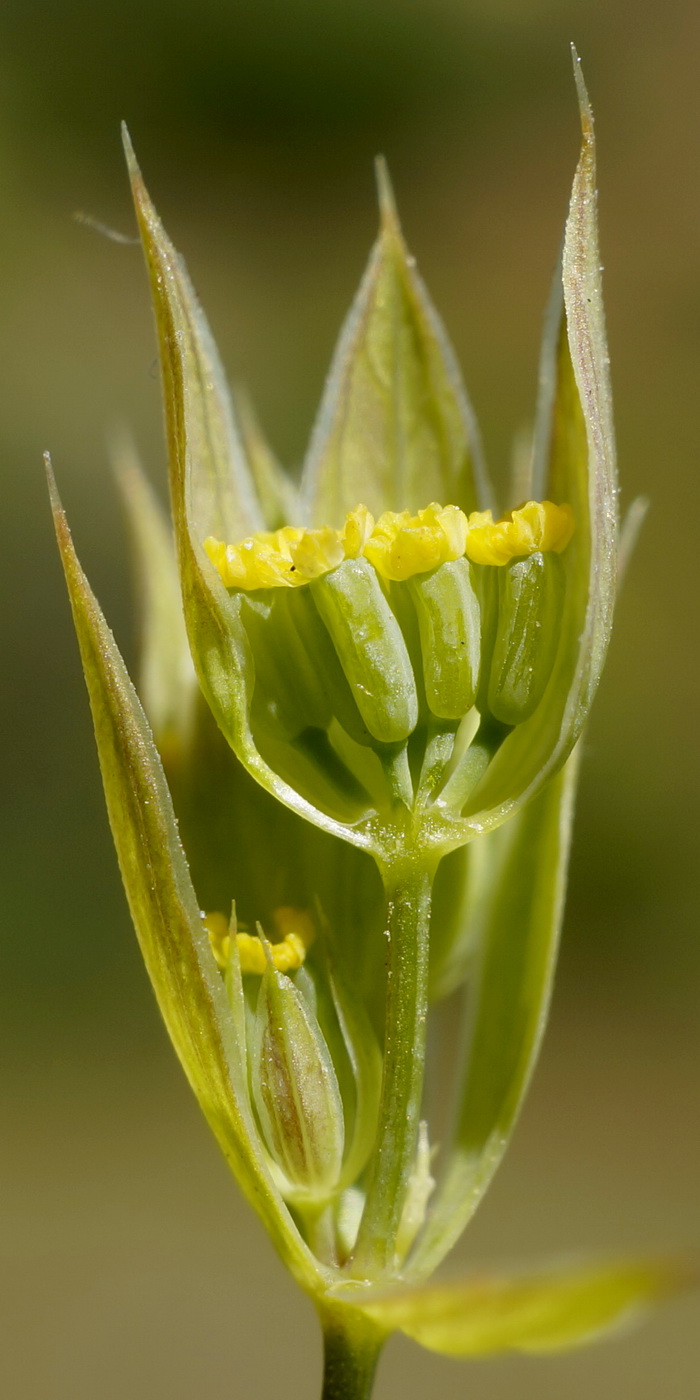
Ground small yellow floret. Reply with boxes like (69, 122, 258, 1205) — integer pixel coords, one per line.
(465, 500, 574, 566)
(205, 908, 311, 975)
(236, 929, 307, 975)
(269, 932, 307, 972)
(364, 503, 468, 581)
(204, 524, 344, 589)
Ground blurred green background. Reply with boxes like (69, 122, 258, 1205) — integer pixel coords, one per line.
(2, 0, 699, 1395)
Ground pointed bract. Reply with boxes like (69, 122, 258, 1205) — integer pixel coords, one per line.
(48, 460, 326, 1295)
(300, 158, 490, 526)
(125, 133, 376, 851)
(113, 431, 197, 761)
(455, 56, 617, 836)
(412, 751, 578, 1277)
(122, 128, 261, 545)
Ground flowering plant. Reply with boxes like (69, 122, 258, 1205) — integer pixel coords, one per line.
(49, 54, 686, 1400)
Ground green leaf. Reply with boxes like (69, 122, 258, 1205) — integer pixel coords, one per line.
(48, 462, 327, 1296)
(124, 131, 377, 852)
(446, 57, 617, 839)
(354, 1256, 690, 1356)
(112, 431, 197, 762)
(300, 159, 491, 527)
(411, 752, 579, 1277)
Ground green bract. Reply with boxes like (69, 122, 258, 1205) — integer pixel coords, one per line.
(50, 52, 689, 1400)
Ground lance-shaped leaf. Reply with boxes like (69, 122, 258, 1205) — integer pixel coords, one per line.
(113, 432, 197, 763)
(445, 56, 617, 841)
(48, 462, 327, 1296)
(300, 159, 491, 526)
(410, 751, 578, 1278)
(124, 132, 376, 853)
(353, 1256, 689, 1356)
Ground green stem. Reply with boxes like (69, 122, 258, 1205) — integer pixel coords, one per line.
(351, 858, 434, 1277)
(319, 1307, 385, 1400)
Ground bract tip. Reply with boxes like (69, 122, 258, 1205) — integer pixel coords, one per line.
(374, 155, 401, 236)
(570, 45, 593, 141)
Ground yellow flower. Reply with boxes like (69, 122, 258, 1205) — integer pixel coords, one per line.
(204, 498, 573, 591)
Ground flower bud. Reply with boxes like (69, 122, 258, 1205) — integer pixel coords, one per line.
(249, 950, 345, 1202)
(409, 558, 481, 720)
(487, 552, 563, 726)
(311, 557, 418, 744)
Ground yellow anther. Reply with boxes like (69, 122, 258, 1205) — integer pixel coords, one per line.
(205, 907, 312, 976)
(522, 499, 575, 553)
(463, 511, 514, 566)
(205, 499, 574, 590)
(237, 929, 307, 975)
(268, 932, 307, 972)
(234, 932, 269, 974)
(364, 503, 468, 581)
(464, 500, 574, 566)
(204, 524, 343, 590)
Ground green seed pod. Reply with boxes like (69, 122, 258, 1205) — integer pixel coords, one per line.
(311, 557, 418, 745)
(410, 558, 481, 720)
(487, 552, 563, 726)
(249, 953, 345, 1202)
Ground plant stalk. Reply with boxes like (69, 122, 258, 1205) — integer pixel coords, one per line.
(351, 857, 434, 1277)
(319, 1306, 385, 1400)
